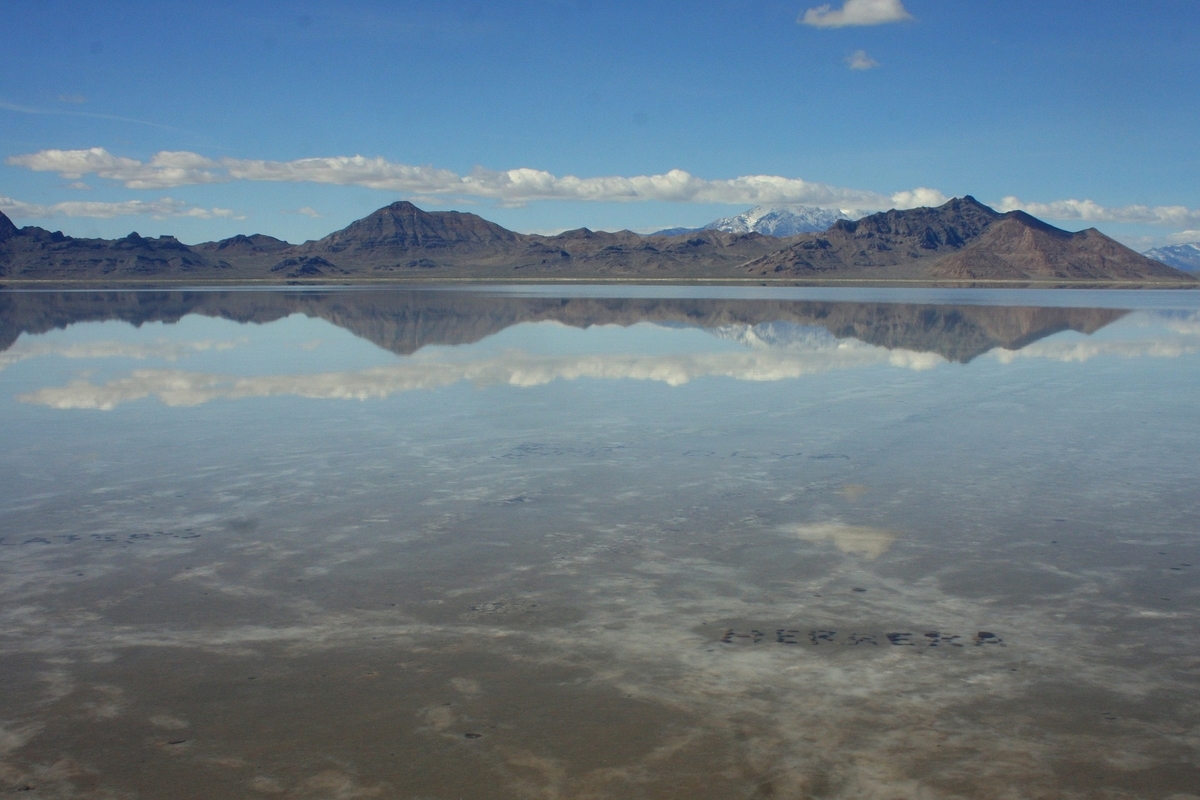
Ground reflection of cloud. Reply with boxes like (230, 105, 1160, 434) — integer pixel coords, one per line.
(787, 522, 897, 559)
(839, 484, 868, 501)
(0, 338, 243, 372)
(1164, 311, 1200, 336)
(18, 344, 944, 410)
(991, 337, 1200, 364)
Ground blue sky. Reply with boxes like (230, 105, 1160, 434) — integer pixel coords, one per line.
(1, 0, 1197, 248)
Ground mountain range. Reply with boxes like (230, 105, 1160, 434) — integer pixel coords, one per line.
(1143, 243, 1200, 272)
(0, 197, 1191, 284)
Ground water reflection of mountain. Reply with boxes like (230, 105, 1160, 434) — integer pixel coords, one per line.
(0, 290, 1128, 363)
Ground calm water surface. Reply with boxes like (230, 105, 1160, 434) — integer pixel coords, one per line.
(1, 287, 1199, 799)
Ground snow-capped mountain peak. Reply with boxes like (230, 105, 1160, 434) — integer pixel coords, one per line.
(703, 205, 852, 236)
(1144, 242, 1200, 272)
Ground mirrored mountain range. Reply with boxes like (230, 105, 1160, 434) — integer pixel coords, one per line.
(0, 289, 1128, 363)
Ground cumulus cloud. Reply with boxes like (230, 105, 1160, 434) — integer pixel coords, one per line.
(1166, 230, 1200, 244)
(996, 196, 1200, 228)
(6, 148, 943, 213)
(800, 0, 912, 28)
(0, 195, 242, 220)
(18, 343, 944, 410)
(846, 50, 880, 70)
(889, 187, 950, 209)
(6, 148, 224, 190)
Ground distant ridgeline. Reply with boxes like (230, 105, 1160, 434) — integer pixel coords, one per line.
(0, 197, 1193, 283)
(1143, 242, 1200, 272)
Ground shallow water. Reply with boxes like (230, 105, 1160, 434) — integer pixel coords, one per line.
(1, 287, 1199, 799)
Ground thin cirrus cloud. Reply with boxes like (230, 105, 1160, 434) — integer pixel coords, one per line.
(846, 50, 880, 70)
(0, 101, 185, 132)
(0, 195, 242, 220)
(800, 0, 913, 28)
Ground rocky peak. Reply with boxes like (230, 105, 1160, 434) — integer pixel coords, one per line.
(311, 201, 521, 253)
(0, 211, 18, 242)
(832, 196, 1000, 249)
(202, 233, 291, 253)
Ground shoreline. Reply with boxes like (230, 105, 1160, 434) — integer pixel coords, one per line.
(2, 276, 1197, 290)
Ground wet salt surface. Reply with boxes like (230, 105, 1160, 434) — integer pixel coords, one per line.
(1, 287, 1199, 799)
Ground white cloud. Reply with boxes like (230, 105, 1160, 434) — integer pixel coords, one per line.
(846, 50, 880, 70)
(889, 187, 949, 208)
(297, 206, 321, 218)
(11, 149, 1199, 231)
(996, 196, 1200, 228)
(800, 0, 912, 28)
(0, 195, 242, 221)
(1167, 230, 1200, 244)
(5, 148, 933, 212)
(6, 148, 224, 190)
(57, 94, 87, 104)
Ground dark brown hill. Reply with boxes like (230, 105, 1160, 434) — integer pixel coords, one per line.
(743, 197, 998, 275)
(191, 233, 293, 272)
(744, 197, 1185, 282)
(0, 218, 224, 279)
(926, 213, 1184, 280)
(195, 233, 291, 256)
(305, 201, 521, 254)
